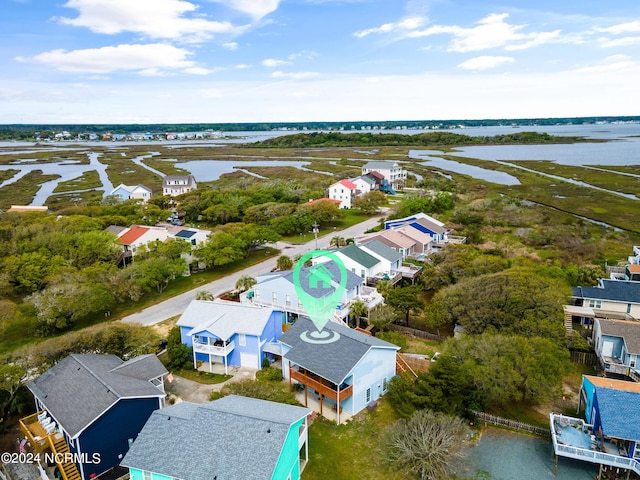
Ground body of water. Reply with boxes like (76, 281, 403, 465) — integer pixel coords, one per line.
(454, 428, 597, 480)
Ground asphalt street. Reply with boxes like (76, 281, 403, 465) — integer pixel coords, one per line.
(121, 212, 386, 326)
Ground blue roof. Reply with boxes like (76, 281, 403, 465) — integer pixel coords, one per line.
(594, 386, 640, 440)
(573, 280, 640, 303)
(175, 229, 197, 239)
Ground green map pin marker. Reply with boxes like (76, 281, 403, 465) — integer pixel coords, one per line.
(293, 250, 348, 333)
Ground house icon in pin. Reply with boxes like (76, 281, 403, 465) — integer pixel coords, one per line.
(305, 264, 334, 289)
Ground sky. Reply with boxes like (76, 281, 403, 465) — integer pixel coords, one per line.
(1, 0, 640, 124)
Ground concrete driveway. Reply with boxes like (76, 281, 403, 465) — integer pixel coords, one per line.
(121, 212, 386, 326)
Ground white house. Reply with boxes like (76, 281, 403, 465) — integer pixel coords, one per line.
(110, 184, 153, 203)
(361, 161, 407, 190)
(162, 175, 197, 196)
(350, 175, 375, 195)
(328, 179, 357, 209)
(572, 279, 640, 318)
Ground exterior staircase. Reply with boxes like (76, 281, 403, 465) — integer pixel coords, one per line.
(48, 433, 81, 480)
(563, 308, 574, 337)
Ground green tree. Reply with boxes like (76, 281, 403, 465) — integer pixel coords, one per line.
(196, 290, 215, 301)
(167, 326, 191, 370)
(0, 363, 26, 423)
(352, 190, 387, 214)
(349, 300, 368, 328)
(368, 304, 397, 330)
(276, 255, 294, 271)
(330, 236, 346, 248)
(235, 274, 257, 292)
(384, 285, 424, 326)
(384, 409, 468, 480)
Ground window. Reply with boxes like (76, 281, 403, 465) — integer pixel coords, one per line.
(272, 292, 278, 303)
(143, 472, 152, 480)
(628, 304, 632, 314)
(285, 294, 291, 306)
(238, 334, 246, 347)
(366, 387, 371, 403)
(589, 300, 602, 309)
(382, 377, 388, 392)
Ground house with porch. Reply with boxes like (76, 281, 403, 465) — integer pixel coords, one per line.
(122, 395, 312, 480)
(356, 229, 417, 259)
(22, 354, 167, 480)
(572, 279, 640, 319)
(177, 299, 284, 371)
(361, 161, 406, 191)
(384, 212, 451, 244)
(593, 317, 640, 379)
(550, 376, 640, 476)
(280, 318, 399, 424)
(240, 261, 378, 326)
(162, 174, 197, 196)
(110, 184, 153, 203)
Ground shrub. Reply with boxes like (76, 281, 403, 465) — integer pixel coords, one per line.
(375, 331, 408, 351)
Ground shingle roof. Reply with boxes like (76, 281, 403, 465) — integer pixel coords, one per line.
(106, 225, 128, 236)
(374, 229, 416, 249)
(28, 354, 167, 438)
(573, 280, 640, 303)
(362, 239, 403, 263)
(396, 225, 433, 245)
(339, 179, 357, 189)
(335, 244, 379, 269)
(414, 218, 448, 235)
(176, 299, 275, 340)
(597, 318, 640, 354)
(363, 161, 400, 170)
(280, 318, 398, 385)
(352, 175, 375, 185)
(261, 260, 363, 292)
(121, 396, 311, 480)
(591, 385, 640, 440)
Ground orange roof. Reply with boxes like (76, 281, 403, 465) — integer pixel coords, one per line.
(586, 375, 640, 393)
(628, 264, 640, 273)
(118, 225, 150, 245)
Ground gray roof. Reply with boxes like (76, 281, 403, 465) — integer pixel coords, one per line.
(351, 175, 375, 185)
(573, 280, 640, 303)
(362, 161, 400, 170)
(362, 239, 403, 263)
(598, 318, 640, 354)
(280, 318, 399, 385)
(28, 354, 167, 438)
(122, 396, 311, 480)
(263, 260, 363, 292)
(106, 225, 127, 236)
(335, 245, 380, 269)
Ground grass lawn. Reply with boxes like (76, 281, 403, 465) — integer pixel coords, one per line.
(302, 399, 406, 480)
(280, 210, 375, 243)
(157, 351, 232, 384)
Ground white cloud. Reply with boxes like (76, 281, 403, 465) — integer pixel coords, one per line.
(223, 42, 239, 50)
(58, 0, 246, 41)
(574, 56, 638, 73)
(262, 58, 291, 67)
(182, 66, 213, 75)
(21, 43, 199, 74)
(457, 55, 514, 70)
(271, 71, 318, 79)
(594, 21, 640, 35)
(223, 0, 280, 21)
(287, 50, 318, 61)
(354, 16, 426, 38)
(404, 13, 559, 52)
(598, 36, 640, 48)
(234, 64, 251, 69)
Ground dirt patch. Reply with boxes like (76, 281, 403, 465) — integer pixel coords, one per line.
(533, 379, 581, 418)
(152, 315, 179, 338)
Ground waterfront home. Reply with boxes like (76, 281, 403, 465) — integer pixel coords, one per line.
(361, 161, 406, 190)
(22, 354, 167, 480)
(350, 175, 376, 195)
(384, 212, 450, 243)
(240, 260, 375, 326)
(356, 229, 418, 259)
(593, 317, 640, 379)
(162, 174, 197, 196)
(550, 375, 640, 476)
(122, 395, 312, 480)
(280, 318, 399, 424)
(110, 184, 152, 203)
(572, 279, 640, 318)
(177, 299, 284, 371)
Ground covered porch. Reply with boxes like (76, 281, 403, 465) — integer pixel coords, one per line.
(289, 366, 353, 424)
(550, 413, 640, 475)
(192, 337, 235, 374)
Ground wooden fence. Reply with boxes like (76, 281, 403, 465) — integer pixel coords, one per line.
(388, 325, 444, 342)
(473, 411, 551, 438)
(569, 350, 598, 366)
(398, 353, 430, 374)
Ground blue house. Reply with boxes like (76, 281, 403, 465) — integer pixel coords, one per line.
(280, 317, 399, 423)
(550, 375, 640, 475)
(122, 395, 312, 480)
(384, 212, 449, 243)
(177, 299, 284, 371)
(23, 354, 167, 480)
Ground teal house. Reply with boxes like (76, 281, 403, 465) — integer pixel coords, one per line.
(122, 395, 312, 480)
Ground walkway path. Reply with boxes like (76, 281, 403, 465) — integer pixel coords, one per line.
(121, 212, 387, 326)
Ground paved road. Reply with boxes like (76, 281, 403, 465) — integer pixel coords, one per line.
(121, 212, 386, 326)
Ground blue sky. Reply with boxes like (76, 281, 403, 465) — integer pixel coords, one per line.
(2, 0, 640, 123)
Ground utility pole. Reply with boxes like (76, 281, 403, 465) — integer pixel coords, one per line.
(312, 223, 319, 250)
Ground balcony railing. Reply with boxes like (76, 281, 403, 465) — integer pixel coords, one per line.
(290, 368, 353, 402)
(192, 340, 235, 356)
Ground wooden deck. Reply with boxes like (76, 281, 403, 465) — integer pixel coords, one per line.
(290, 368, 353, 402)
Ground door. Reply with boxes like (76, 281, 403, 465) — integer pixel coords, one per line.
(602, 340, 614, 357)
(240, 352, 259, 369)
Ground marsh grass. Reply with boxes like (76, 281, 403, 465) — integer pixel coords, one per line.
(53, 170, 102, 192)
(0, 170, 59, 209)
